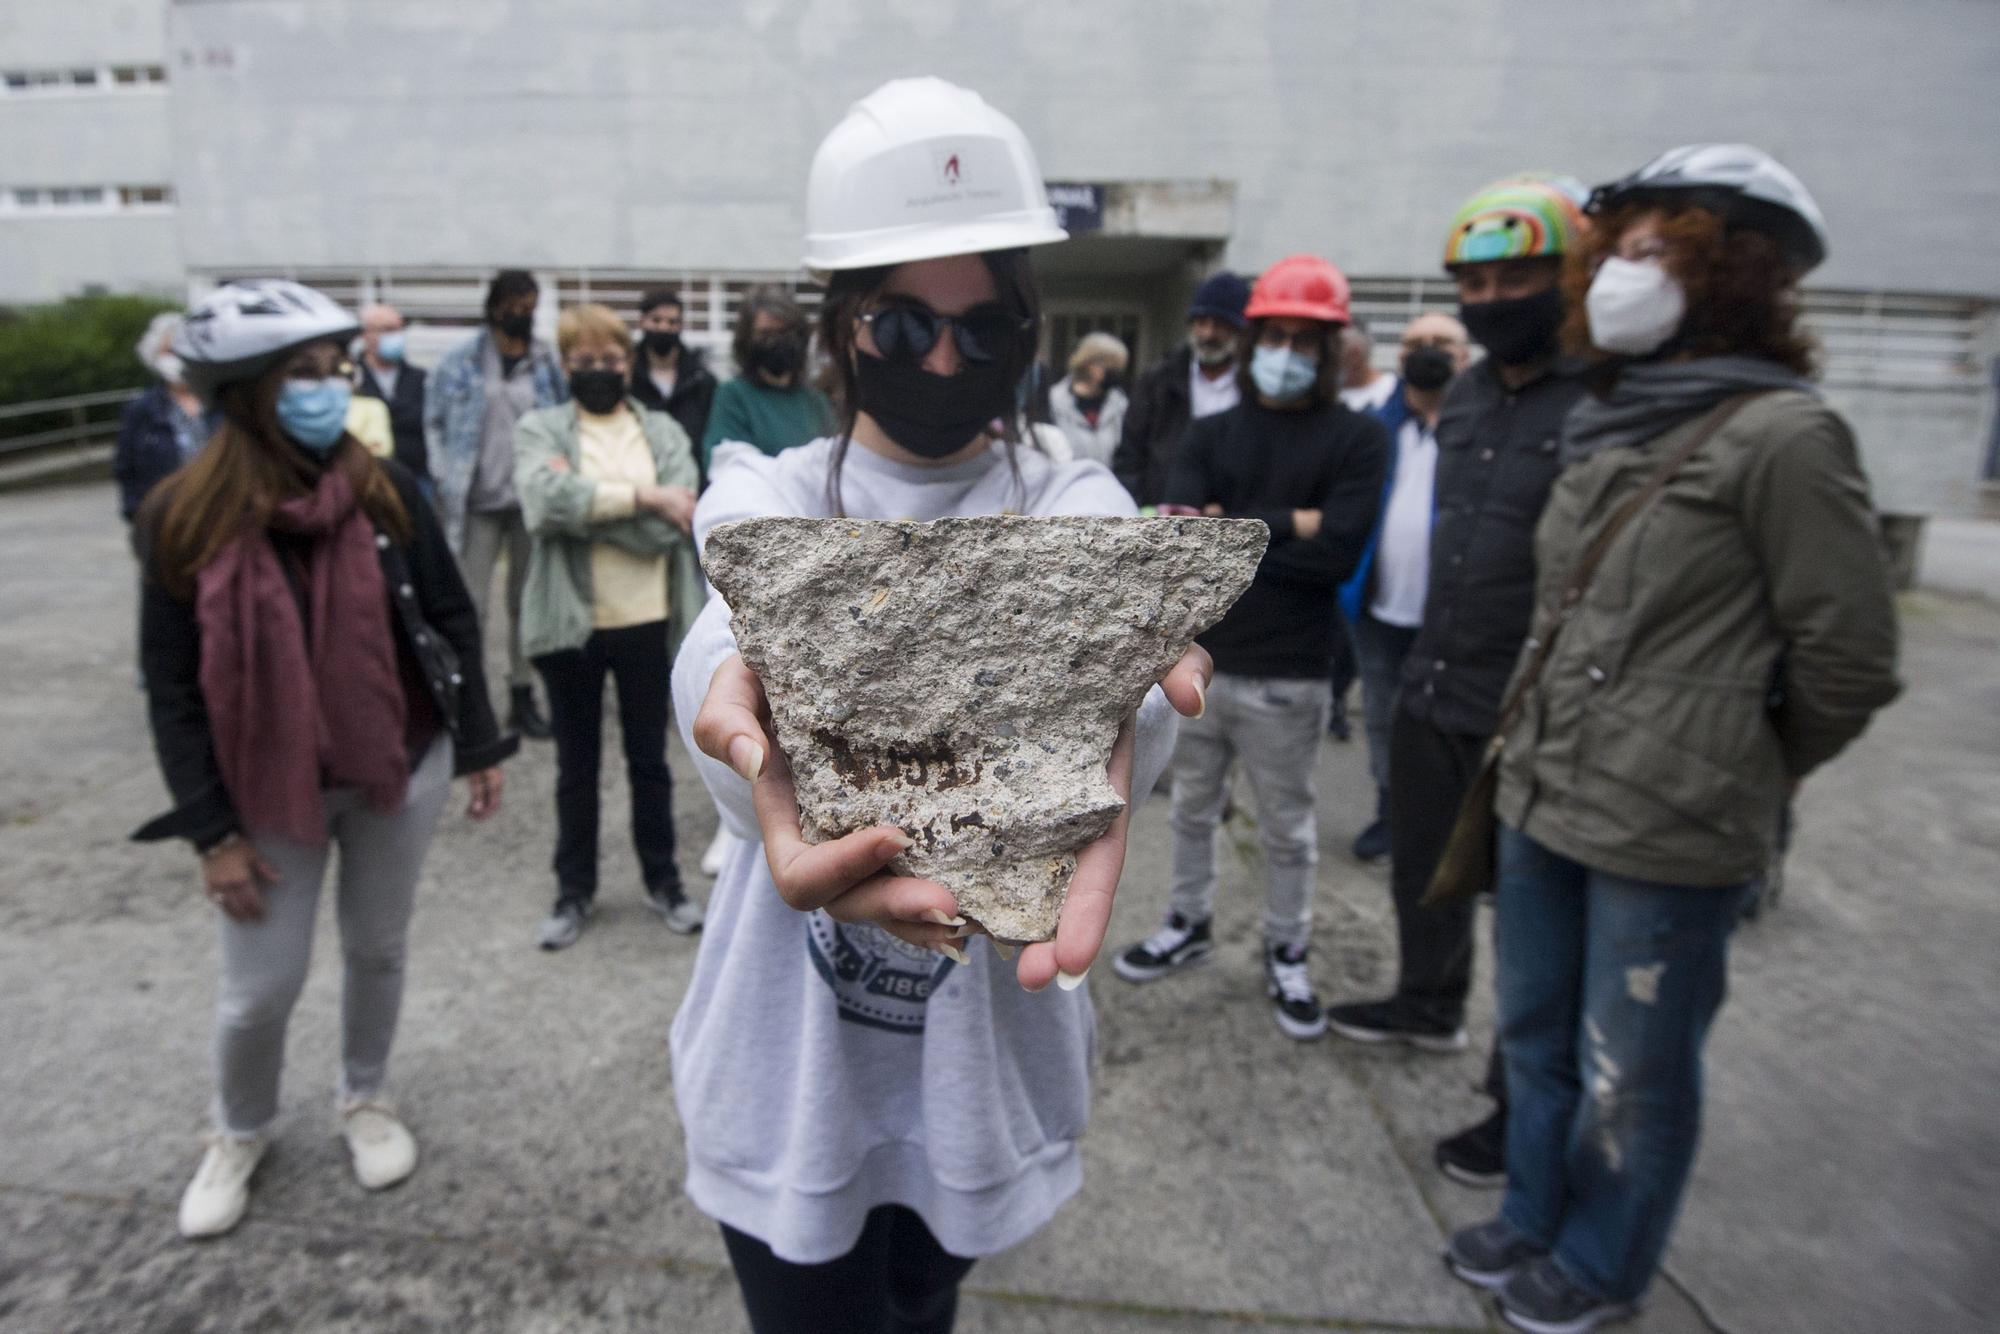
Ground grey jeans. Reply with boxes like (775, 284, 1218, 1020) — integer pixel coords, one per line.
(1167, 673, 1329, 950)
(459, 506, 534, 690)
(213, 737, 452, 1135)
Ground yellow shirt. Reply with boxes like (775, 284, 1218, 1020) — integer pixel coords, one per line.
(344, 394, 394, 459)
(580, 409, 669, 630)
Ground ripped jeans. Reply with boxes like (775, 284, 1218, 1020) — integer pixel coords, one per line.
(1493, 824, 1752, 1304)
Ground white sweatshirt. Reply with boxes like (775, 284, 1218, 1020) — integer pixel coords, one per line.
(668, 436, 1179, 1263)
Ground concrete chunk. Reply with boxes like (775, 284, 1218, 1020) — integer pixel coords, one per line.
(704, 515, 1266, 942)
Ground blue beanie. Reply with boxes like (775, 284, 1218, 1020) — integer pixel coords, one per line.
(1188, 271, 1251, 328)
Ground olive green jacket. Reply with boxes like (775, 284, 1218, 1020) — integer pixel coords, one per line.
(513, 400, 703, 661)
(1494, 390, 1901, 887)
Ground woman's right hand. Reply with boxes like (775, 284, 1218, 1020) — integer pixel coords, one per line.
(637, 483, 699, 534)
(201, 835, 277, 923)
(692, 655, 968, 954)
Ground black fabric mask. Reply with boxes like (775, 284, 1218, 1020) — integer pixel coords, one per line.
(1401, 345, 1457, 392)
(496, 311, 534, 341)
(569, 369, 625, 415)
(854, 350, 1014, 460)
(1459, 287, 1565, 366)
(644, 329, 681, 357)
(749, 334, 805, 379)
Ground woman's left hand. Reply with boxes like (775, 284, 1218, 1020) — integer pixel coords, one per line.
(1014, 642, 1212, 992)
(656, 484, 697, 534)
(465, 766, 504, 820)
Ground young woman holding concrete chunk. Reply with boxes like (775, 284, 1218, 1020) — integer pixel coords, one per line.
(672, 78, 1211, 1333)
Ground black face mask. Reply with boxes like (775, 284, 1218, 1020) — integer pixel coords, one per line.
(496, 311, 534, 341)
(854, 350, 1015, 460)
(644, 329, 681, 357)
(1401, 345, 1457, 392)
(1459, 287, 1565, 367)
(569, 369, 625, 415)
(749, 334, 805, 379)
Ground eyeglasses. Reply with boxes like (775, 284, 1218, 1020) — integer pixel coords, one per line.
(567, 355, 628, 374)
(1256, 326, 1324, 355)
(1615, 236, 1672, 264)
(287, 354, 353, 381)
(858, 299, 1026, 366)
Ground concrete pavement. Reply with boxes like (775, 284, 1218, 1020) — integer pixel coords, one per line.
(1, 483, 1995, 1333)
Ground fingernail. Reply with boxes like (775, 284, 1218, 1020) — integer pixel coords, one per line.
(1192, 675, 1208, 718)
(883, 832, 916, 853)
(948, 923, 979, 939)
(727, 736, 764, 782)
(1056, 965, 1090, 991)
(923, 909, 966, 927)
(937, 942, 969, 966)
(990, 939, 1016, 961)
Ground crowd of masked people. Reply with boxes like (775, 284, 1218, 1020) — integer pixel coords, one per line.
(114, 136, 1900, 1334)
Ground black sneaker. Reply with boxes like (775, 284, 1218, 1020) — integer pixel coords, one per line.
(1264, 943, 1326, 1040)
(1350, 817, 1390, 863)
(1112, 913, 1213, 983)
(537, 896, 591, 951)
(1326, 697, 1352, 741)
(1443, 1216, 1546, 1291)
(645, 880, 704, 935)
(1325, 998, 1468, 1053)
(1497, 1256, 1638, 1333)
(1436, 1104, 1508, 1189)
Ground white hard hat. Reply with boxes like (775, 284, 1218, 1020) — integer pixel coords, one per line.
(173, 279, 360, 400)
(802, 77, 1068, 274)
(1587, 143, 1829, 273)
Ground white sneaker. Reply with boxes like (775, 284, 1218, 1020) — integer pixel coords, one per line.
(339, 1097, 418, 1191)
(699, 828, 734, 877)
(177, 1132, 269, 1239)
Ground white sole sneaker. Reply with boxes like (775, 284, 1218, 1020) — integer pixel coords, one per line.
(1325, 1014, 1470, 1053)
(177, 1133, 269, 1239)
(1271, 1006, 1328, 1041)
(699, 829, 733, 877)
(340, 1099, 418, 1191)
(1111, 944, 1213, 984)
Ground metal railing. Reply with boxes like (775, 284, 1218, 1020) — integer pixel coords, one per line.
(0, 387, 142, 459)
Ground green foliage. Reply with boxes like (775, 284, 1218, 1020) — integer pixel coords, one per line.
(0, 293, 180, 410)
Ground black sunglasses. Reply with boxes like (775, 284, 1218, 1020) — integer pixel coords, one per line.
(858, 299, 1026, 367)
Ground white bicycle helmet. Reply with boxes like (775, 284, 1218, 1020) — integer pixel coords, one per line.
(802, 77, 1068, 275)
(1587, 143, 1828, 274)
(173, 279, 360, 400)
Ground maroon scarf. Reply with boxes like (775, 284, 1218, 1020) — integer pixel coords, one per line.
(196, 466, 409, 847)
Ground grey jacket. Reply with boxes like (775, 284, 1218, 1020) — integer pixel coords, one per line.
(1494, 389, 1901, 886)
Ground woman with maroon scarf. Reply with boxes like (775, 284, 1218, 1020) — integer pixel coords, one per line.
(133, 280, 515, 1240)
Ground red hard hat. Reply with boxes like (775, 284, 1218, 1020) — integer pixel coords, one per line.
(1243, 254, 1351, 324)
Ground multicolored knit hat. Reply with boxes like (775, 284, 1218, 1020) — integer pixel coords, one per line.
(1442, 173, 1590, 269)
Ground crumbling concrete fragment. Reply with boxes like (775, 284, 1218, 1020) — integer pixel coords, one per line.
(703, 515, 1266, 942)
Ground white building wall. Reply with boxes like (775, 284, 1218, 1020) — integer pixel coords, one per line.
(164, 0, 2000, 297)
(0, 1, 181, 301)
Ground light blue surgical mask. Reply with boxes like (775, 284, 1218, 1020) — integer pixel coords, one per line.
(277, 377, 352, 454)
(1250, 344, 1318, 401)
(375, 331, 406, 363)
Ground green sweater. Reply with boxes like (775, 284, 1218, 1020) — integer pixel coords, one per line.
(513, 399, 703, 661)
(700, 375, 836, 468)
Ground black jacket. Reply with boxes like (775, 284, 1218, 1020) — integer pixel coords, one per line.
(113, 384, 217, 522)
(1113, 345, 1196, 508)
(1399, 357, 1591, 737)
(356, 360, 430, 481)
(1165, 397, 1387, 679)
(630, 345, 718, 481)
(133, 458, 516, 848)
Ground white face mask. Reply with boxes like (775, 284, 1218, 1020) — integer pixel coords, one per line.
(1585, 257, 1687, 356)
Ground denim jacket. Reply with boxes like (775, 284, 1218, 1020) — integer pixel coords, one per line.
(425, 329, 567, 551)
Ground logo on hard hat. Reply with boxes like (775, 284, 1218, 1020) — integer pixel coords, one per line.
(935, 148, 963, 187)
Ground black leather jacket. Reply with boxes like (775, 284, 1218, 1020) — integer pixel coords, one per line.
(133, 458, 516, 848)
(1398, 356, 1590, 738)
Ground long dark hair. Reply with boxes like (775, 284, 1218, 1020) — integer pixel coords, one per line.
(813, 248, 1042, 515)
(1233, 317, 1345, 410)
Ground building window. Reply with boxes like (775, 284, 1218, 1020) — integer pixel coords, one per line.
(0, 184, 171, 215)
(1, 64, 166, 94)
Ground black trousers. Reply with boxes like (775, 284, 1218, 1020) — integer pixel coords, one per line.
(1385, 701, 1490, 1027)
(721, 1206, 977, 1334)
(1329, 606, 1359, 707)
(532, 620, 678, 901)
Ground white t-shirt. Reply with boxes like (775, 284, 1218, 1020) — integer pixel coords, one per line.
(1188, 360, 1241, 419)
(649, 366, 678, 401)
(1369, 415, 1438, 628)
(1340, 373, 1397, 414)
